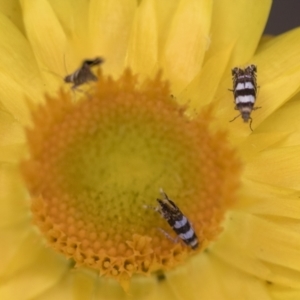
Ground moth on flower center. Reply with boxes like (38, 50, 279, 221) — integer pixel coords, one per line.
(229, 64, 260, 131)
(147, 189, 199, 250)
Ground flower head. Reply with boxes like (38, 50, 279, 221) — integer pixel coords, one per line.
(21, 66, 240, 290)
(1, 0, 300, 299)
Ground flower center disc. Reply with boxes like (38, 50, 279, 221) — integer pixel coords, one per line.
(22, 70, 240, 287)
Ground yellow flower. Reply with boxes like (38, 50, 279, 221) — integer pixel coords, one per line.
(1, 0, 300, 299)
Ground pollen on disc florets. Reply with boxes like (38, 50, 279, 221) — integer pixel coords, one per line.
(21, 69, 241, 288)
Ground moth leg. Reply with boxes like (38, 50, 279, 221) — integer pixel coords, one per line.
(229, 114, 241, 123)
(143, 203, 160, 213)
(157, 228, 180, 244)
(249, 117, 254, 132)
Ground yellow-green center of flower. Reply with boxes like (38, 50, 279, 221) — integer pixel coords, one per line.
(21, 70, 240, 287)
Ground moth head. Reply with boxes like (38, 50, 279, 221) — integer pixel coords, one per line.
(156, 197, 178, 213)
(64, 74, 72, 83)
(246, 64, 257, 74)
(231, 67, 241, 76)
(84, 57, 104, 67)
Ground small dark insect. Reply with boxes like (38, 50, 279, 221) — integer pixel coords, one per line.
(156, 271, 166, 282)
(155, 189, 199, 250)
(64, 57, 104, 90)
(229, 64, 260, 131)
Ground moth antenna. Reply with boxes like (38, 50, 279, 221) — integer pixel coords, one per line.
(42, 68, 63, 80)
(63, 54, 68, 75)
(159, 188, 168, 199)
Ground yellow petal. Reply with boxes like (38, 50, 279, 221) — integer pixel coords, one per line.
(0, 0, 23, 32)
(20, 0, 67, 91)
(0, 110, 24, 146)
(270, 286, 300, 300)
(213, 212, 300, 287)
(44, 1, 90, 68)
(179, 253, 270, 300)
(206, 0, 272, 65)
(89, 0, 136, 77)
(245, 145, 300, 190)
(0, 223, 30, 276)
(0, 144, 26, 164)
(237, 131, 289, 159)
(162, 266, 201, 300)
(210, 258, 272, 300)
(94, 278, 130, 299)
(1, 231, 43, 279)
(178, 43, 233, 113)
(256, 65, 300, 129)
(188, 255, 225, 300)
(155, 0, 180, 59)
(212, 229, 272, 284)
(254, 28, 300, 121)
(0, 246, 69, 299)
(46, 0, 88, 36)
(71, 270, 98, 300)
(262, 262, 300, 288)
(33, 280, 73, 300)
(32, 269, 96, 300)
(258, 92, 300, 147)
(0, 164, 27, 229)
(0, 73, 32, 125)
(126, 0, 158, 78)
(161, 0, 213, 93)
(0, 14, 43, 123)
(237, 179, 300, 220)
(256, 34, 275, 53)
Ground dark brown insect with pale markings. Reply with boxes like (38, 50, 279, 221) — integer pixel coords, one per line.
(64, 57, 104, 90)
(155, 189, 199, 250)
(229, 64, 260, 131)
